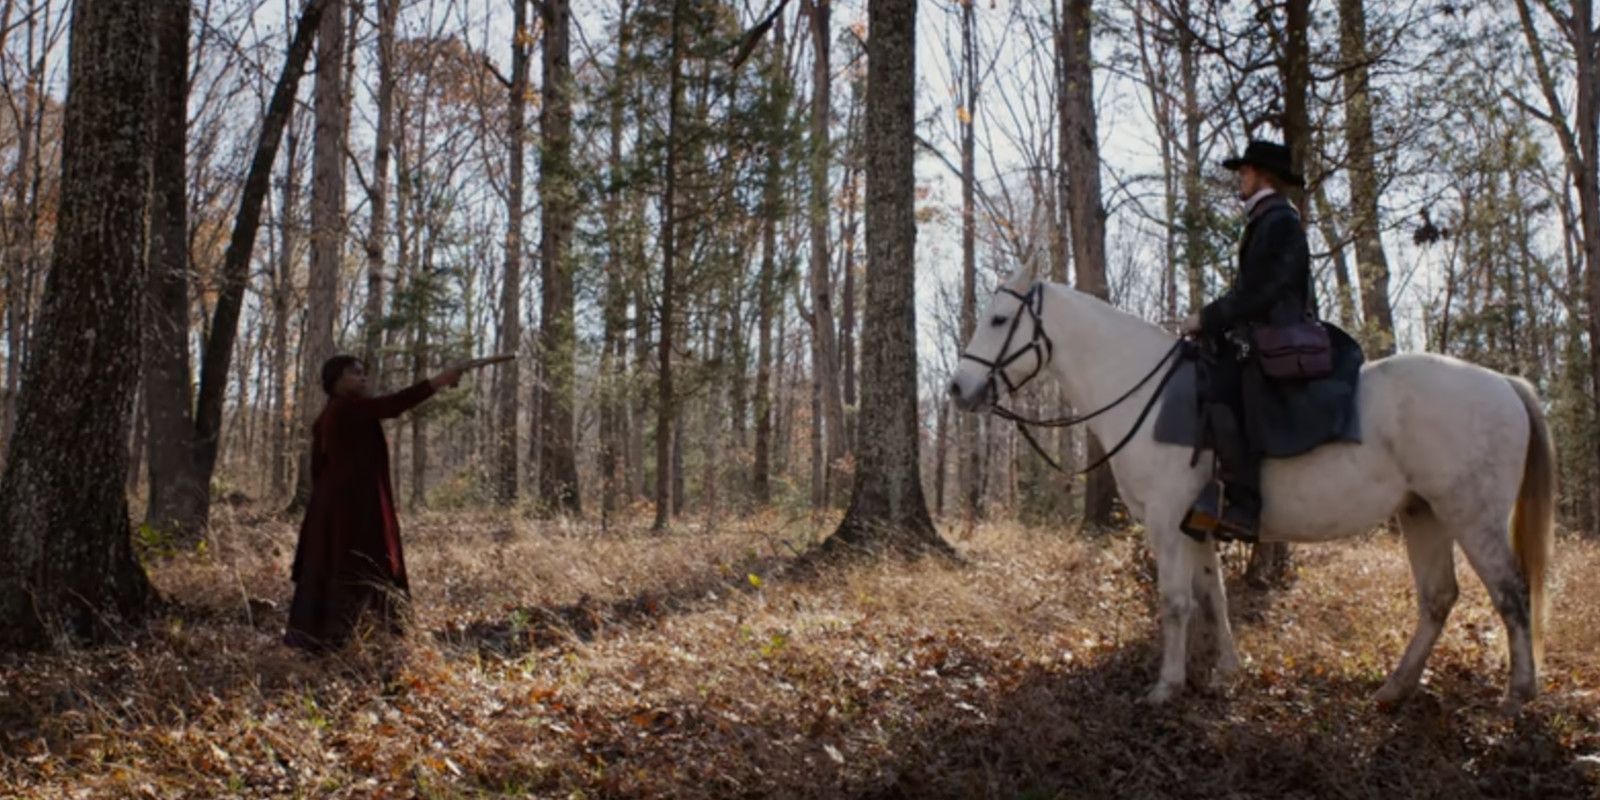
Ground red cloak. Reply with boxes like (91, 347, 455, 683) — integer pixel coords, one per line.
(284, 380, 435, 651)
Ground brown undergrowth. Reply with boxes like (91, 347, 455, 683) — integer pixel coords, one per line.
(2, 506, 1597, 799)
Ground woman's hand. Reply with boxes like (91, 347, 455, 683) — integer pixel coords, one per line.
(1181, 312, 1203, 336)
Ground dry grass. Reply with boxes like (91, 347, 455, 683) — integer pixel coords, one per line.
(2, 506, 1598, 799)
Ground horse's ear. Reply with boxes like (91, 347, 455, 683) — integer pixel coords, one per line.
(1002, 268, 1034, 292)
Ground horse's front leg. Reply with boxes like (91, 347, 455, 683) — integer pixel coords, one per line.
(1146, 524, 1202, 704)
(1193, 542, 1240, 687)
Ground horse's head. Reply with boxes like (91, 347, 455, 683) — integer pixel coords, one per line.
(949, 269, 1052, 412)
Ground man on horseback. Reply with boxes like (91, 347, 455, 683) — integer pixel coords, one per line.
(1180, 139, 1314, 542)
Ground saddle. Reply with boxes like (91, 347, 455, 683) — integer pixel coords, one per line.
(1152, 322, 1364, 460)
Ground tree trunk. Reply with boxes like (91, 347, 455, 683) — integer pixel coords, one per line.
(1337, 0, 1395, 356)
(959, 0, 981, 520)
(271, 126, 301, 498)
(495, 0, 530, 507)
(752, 15, 784, 504)
(537, 0, 581, 514)
(934, 397, 949, 517)
(1312, 182, 1360, 328)
(652, 0, 685, 532)
(1246, 0, 1312, 586)
(826, 0, 945, 555)
(1177, 0, 1205, 313)
(291, 0, 347, 512)
(143, 0, 206, 541)
(599, 0, 633, 522)
(0, 0, 157, 648)
(1059, 0, 1118, 531)
(363, 0, 396, 369)
(1515, 0, 1600, 537)
(1, 4, 42, 462)
(193, 0, 327, 518)
(807, 0, 848, 501)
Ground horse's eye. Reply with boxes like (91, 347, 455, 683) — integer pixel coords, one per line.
(991, 315, 1008, 327)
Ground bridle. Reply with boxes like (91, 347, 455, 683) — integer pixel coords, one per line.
(959, 282, 1191, 476)
(959, 283, 1053, 397)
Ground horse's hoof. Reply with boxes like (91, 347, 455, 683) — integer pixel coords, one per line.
(1144, 682, 1180, 705)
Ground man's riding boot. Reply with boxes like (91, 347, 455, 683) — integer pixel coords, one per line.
(1181, 402, 1263, 542)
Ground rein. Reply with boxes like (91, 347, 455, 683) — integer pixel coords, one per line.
(961, 283, 1189, 476)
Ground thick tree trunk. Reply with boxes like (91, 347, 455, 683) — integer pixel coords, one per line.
(537, 0, 581, 514)
(291, 0, 347, 512)
(1059, 0, 1118, 531)
(0, 0, 157, 648)
(826, 0, 945, 555)
(1337, 0, 1395, 356)
(495, 0, 530, 507)
(143, 0, 206, 541)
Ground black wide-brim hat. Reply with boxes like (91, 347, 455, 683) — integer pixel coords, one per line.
(1222, 139, 1305, 187)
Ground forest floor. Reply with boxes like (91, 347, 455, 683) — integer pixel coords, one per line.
(2, 505, 1598, 799)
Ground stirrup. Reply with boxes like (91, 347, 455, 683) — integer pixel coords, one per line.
(1214, 505, 1260, 543)
(1180, 481, 1225, 542)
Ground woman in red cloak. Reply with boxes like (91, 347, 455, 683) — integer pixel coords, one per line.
(284, 355, 463, 652)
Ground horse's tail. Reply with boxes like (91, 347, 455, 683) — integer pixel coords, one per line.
(1508, 376, 1555, 668)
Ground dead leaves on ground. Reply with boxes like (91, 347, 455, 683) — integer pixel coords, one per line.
(1, 515, 1598, 798)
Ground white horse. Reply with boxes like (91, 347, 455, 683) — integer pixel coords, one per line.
(949, 269, 1555, 708)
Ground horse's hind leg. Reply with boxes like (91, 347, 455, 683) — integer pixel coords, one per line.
(1375, 507, 1458, 705)
(1452, 511, 1538, 708)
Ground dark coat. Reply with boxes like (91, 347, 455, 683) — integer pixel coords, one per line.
(1200, 193, 1314, 338)
(285, 380, 435, 651)
(1195, 193, 1363, 458)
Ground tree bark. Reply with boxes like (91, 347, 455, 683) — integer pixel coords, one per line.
(0, 0, 157, 648)
(1337, 0, 1395, 356)
(959, 0, 981, 520)
(363, 0, 397, 369)
(291, 0, 347, 512)
(752, 14, 786, 505)
(1514, 0, 1600, 531)
(143, 0, 325, 530)
(807, 0, 848, 502)
(599, 0, 633, 521)
(652, 0, 686, 532)
(143, 0, 206, 541)
(495, 0, 530, 507)
(271, 113, 303, 499)
(537, 0, 581, 514)
(826, 0, 945, 555)
(1059, 0, 1118, 530)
